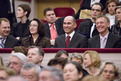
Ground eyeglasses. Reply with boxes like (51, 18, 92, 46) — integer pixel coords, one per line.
(29, 25, 38, 27)
(103, 70, 115, 74)
(91, 9, 101, 12)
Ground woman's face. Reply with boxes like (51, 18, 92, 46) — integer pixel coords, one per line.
(116, 8, 121, 22)
(63, 63, 81, 81)
(17, 7, 25, 18)
(83, 53, 92, 68)
(101, 64, 115, 81)
(107, 2, 116, 15)
(29, 21, 38, 35)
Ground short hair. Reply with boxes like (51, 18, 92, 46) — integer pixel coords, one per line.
(43, 7, 54, 16)
(48, 57, 68, 69)
(0, 56, 4, 66)
(91, 2, 104, 12)
(82, 75, 106, 81)
(0, 18, 10, 24)
(70, 53, 83, 64)
(10, 53, 27, 65)
(29, 18, 45, 37)
(55, 50, 69, 58)
(96, 15, 110, 22)
(12, 46, 27, 56)
(8, 76, 27, 81)
(0, 66, 16, 76)
(83, 50, 101, 67)
(40, 66, 64, 81)
(64, 16, 76, 24)
(100, 62, 119, 78)
(21, 63, 41, 77)
(28, 46, 45, 57)
(18, 4, 31, 18)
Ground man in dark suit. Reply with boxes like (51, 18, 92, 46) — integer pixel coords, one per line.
(43, 7, 65, 45)
(88, 15, 121, 48)
(78, 3, 104, 38)
(0, 18, 19, 48)
(53, 16, 88, 48)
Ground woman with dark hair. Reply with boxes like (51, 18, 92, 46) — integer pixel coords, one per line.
(55, 50, 69, 59)
(21, 18, 51, 48)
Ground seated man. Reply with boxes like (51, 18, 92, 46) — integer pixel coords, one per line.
(88, 15, 121, 48)
(53, 16, 88, 48)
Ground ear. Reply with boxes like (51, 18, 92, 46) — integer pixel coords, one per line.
(40, 56, 43, 62)
(44, 16, 47, 20)
(74, 23, 77, 29)
(79, 72, 83, 79)
(107, 22, 110, 28)
(24, 11, 28, 16)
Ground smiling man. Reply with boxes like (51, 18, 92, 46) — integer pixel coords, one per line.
(53, 16, 87, 48)
(88, 15, 121, 48)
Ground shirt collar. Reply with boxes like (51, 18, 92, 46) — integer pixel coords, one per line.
(99, 32, 109, 40)
(65, 31, 75, 40)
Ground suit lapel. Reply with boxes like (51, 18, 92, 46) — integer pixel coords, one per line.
(95, 35, 100, 48)
(4, 36, 11, 48)
(105, 33, 112, 48)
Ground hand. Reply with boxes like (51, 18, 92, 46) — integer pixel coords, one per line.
(50, 40, 55, 45)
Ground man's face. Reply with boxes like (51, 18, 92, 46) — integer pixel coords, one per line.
(44, 10, 56, 24)
(39, 70, 52, 81)
(96, 17, 110, 35)
(9, 56, 23, 75)
(0, 21, 10, 37)
(91, 5, 102, 19)
(63, 16, 76, 34)
(22, 68, 38, 81)
(27, 48, 43, 65)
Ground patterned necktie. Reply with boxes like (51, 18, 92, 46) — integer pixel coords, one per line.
(50, 24, 57, 40)
(0, 37, 4, 48)
(66, 36, 70, 48)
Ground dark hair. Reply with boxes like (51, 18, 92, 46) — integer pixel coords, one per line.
(12, 46, 27, 56)
(48, 57, 68, 69)
(91, 3, 104, 12)
(18, 4, 31, 18)
(43, 7, 54, 16)
(29, 18, 45, 37)
(55, 50, 69, 58)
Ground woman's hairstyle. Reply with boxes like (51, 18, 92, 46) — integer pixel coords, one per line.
(12, 46, 27, 56)
(55, 50, 69, 58)
(100, 62, 119, 78)
(18, 4, 31, 18)
(0, 56, 4, 66)
(83, 50, 101, 67)
(29, 18, 45, 37)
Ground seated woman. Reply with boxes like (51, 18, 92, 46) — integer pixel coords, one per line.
(83, 50, 101, 75)
(104, 0, 118, 28)
(21, 18, 51, 48)
(100, 62, 120, 81)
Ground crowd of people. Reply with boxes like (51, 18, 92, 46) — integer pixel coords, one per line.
(0, 0, 121, 81)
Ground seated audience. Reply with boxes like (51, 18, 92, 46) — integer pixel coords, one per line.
(8, 53, 27, 75)
(74, 0, 107, 19)
(0, 18, 19, 48)
(27, 46, 45, 68)
(10, 4, 31, 42)
(83, 50, 101, 75)
(54, 16, 88, 48)
(0, 56, 4, 66)
(55, 50, 69, 60)
(104, 0, 118, 27)
(100, 62, 120, 81)
(48, 57, 68, 71)
(111, 6, 121, 36)
(11, 46, 27, 56)
(21, 18, 51, 48)
(43, 7, 65, 45)
(8, 76, 27, 81)
(21, 63, 41, 81)
(0, 66, 16, 81)
(78, 3, 103, 38)
(88, 15, 121, 48)
(39, 66, 64, 81)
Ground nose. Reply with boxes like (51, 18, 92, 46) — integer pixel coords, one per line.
(9, 63, 14, 68)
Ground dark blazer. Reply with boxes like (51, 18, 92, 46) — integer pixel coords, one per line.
(53, 32, 88, 48)
(74, 0, 107, 19)
(45, 17, 65, 39)
(4, 35, 19, 48)
(88, 32, 121, 48)
(21, 36, 51, 48)
(78, 19, 98, 38)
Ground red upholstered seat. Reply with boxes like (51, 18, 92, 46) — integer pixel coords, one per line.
(54, 7, 75, 17)
(75, 19, 87, 30)
(41, 19, 47, 24)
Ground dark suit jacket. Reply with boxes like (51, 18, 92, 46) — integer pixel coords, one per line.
(78, 19, 98, 38)
(4, 35, 19, 48)
(74, 0, 107, 19)
(45, 17, 65, 39)
(88, 32, 121, 48)
(53, 32, 88, 48)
